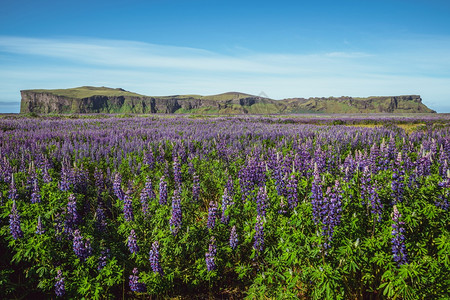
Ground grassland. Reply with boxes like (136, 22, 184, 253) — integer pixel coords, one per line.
(24, 86, 144, 99)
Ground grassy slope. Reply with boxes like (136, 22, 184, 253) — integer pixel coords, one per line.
(24, 86, 144, 98)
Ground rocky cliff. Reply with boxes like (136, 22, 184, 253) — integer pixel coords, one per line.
(20, 87, 436, 114)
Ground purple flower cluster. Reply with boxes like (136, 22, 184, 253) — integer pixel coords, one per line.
(149, 241, 163, 275)
(113, 173, 125, 201)
(159, 176, 168, 205)
(391, 206, 408, 265)
(8, 175, 18, 200)
(205, 236, 217, 272)
(173, 156, 182, 187)
(207, 200, 218, 229)
(9, 201, 23, 239)
(143, 148, 155, 169)
(36, 216, 45, 235)
(30, 178, 41, 204)
(128, 229, 139, 254)
(129, 268, 147, 292)
(391, 153, 405, 204)
(256, 186, 269, 217)
(169, 189, 182, 236)
(73, 229, 92, 261)
(98, 248, 110, 270)
(436, 179, 449, 210)
(226, 175, 235, 197)
(140, 177, 155, 216)
(54, 269, 65, 297)
(59, 164, 73, 192)
(369, 185, 383, 222)
(311, 165, 323, 225)
(65, 194, 79, 234)
(42, 166, 52, 183)
(229, 225, 238, 249)
(123, 190, 134, 222)
(239, 157, 266, 201)
(320, 181, 343, 249)
(253, 215, 264, 253)
(360, 166, 372, 205)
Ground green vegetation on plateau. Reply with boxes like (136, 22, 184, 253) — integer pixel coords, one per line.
(28, 86, 144, 98)
(20, 86, 436, 114)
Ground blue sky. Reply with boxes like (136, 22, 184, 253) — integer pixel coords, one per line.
(1, 0, 450, 112)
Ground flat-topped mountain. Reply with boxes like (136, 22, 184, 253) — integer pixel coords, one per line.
(20, 86, 435, 114)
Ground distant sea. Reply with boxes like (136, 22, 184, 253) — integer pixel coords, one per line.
(0, 102, 20, 114)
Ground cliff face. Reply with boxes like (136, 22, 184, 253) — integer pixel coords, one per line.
(279, 95, 434, 114)
(20, 88, 436, 114)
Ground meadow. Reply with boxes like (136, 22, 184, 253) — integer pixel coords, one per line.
(0, 114, 449, 299)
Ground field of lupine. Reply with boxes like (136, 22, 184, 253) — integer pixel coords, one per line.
(1, 115, 449, 299)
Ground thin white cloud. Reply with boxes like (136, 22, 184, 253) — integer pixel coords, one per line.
(0, 35, 449, 112)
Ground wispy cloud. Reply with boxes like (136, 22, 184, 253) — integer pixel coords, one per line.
(0, 35, 449, 112)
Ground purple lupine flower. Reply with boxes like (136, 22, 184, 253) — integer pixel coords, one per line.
(129, 268, 147, 292)
(207, 200, 218, 229)
(311, 164, 323, 225)
(169, 189, 182, 236)
(73, 167, 88, 193)
(238, 156, 266, 202)
(436, 179, 449, 210)
(54, 269, 65, 297)
(221, 188, 234, 224)
(64, 194, 78, 236)
(9, 201, 23, 239)
(369, 184, 383, 222)
(192, 173, 200, 202)
(30, 178, 41, 204)
(253, 215, 264, 253)
(8, 175, 18, 200)
(42, 166, 52, 183)
(123, 190, 134, 222)
(59, 165, 71, 192)
(73, 229, 92, 261)
(128, 229, 139, 254)
(226, 175, 235, 197)
(66, 194, 78, 224)
(205, 236, 217, 272)
(159, 176, 168, 205)
(98, 248, 110, 270)
(143, 148, 155, 169)
(113, 173, 125, 201)
(139, 189, 149, 216)
(36, 216, 45, 235)
(95, 207, 107, 232)
(173, 156, 182, 187)
(360, 166, 371, 205)
(391, 206, 408, 265)
(256, 186, 269, 217)
(140, 177, 155, 216)
(286, 173, 298, 209)
(149, 241, 163, 275)
(320, 181, 343, 249)
(391, 153, 405, 204)
(229, 225, 238, 249)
